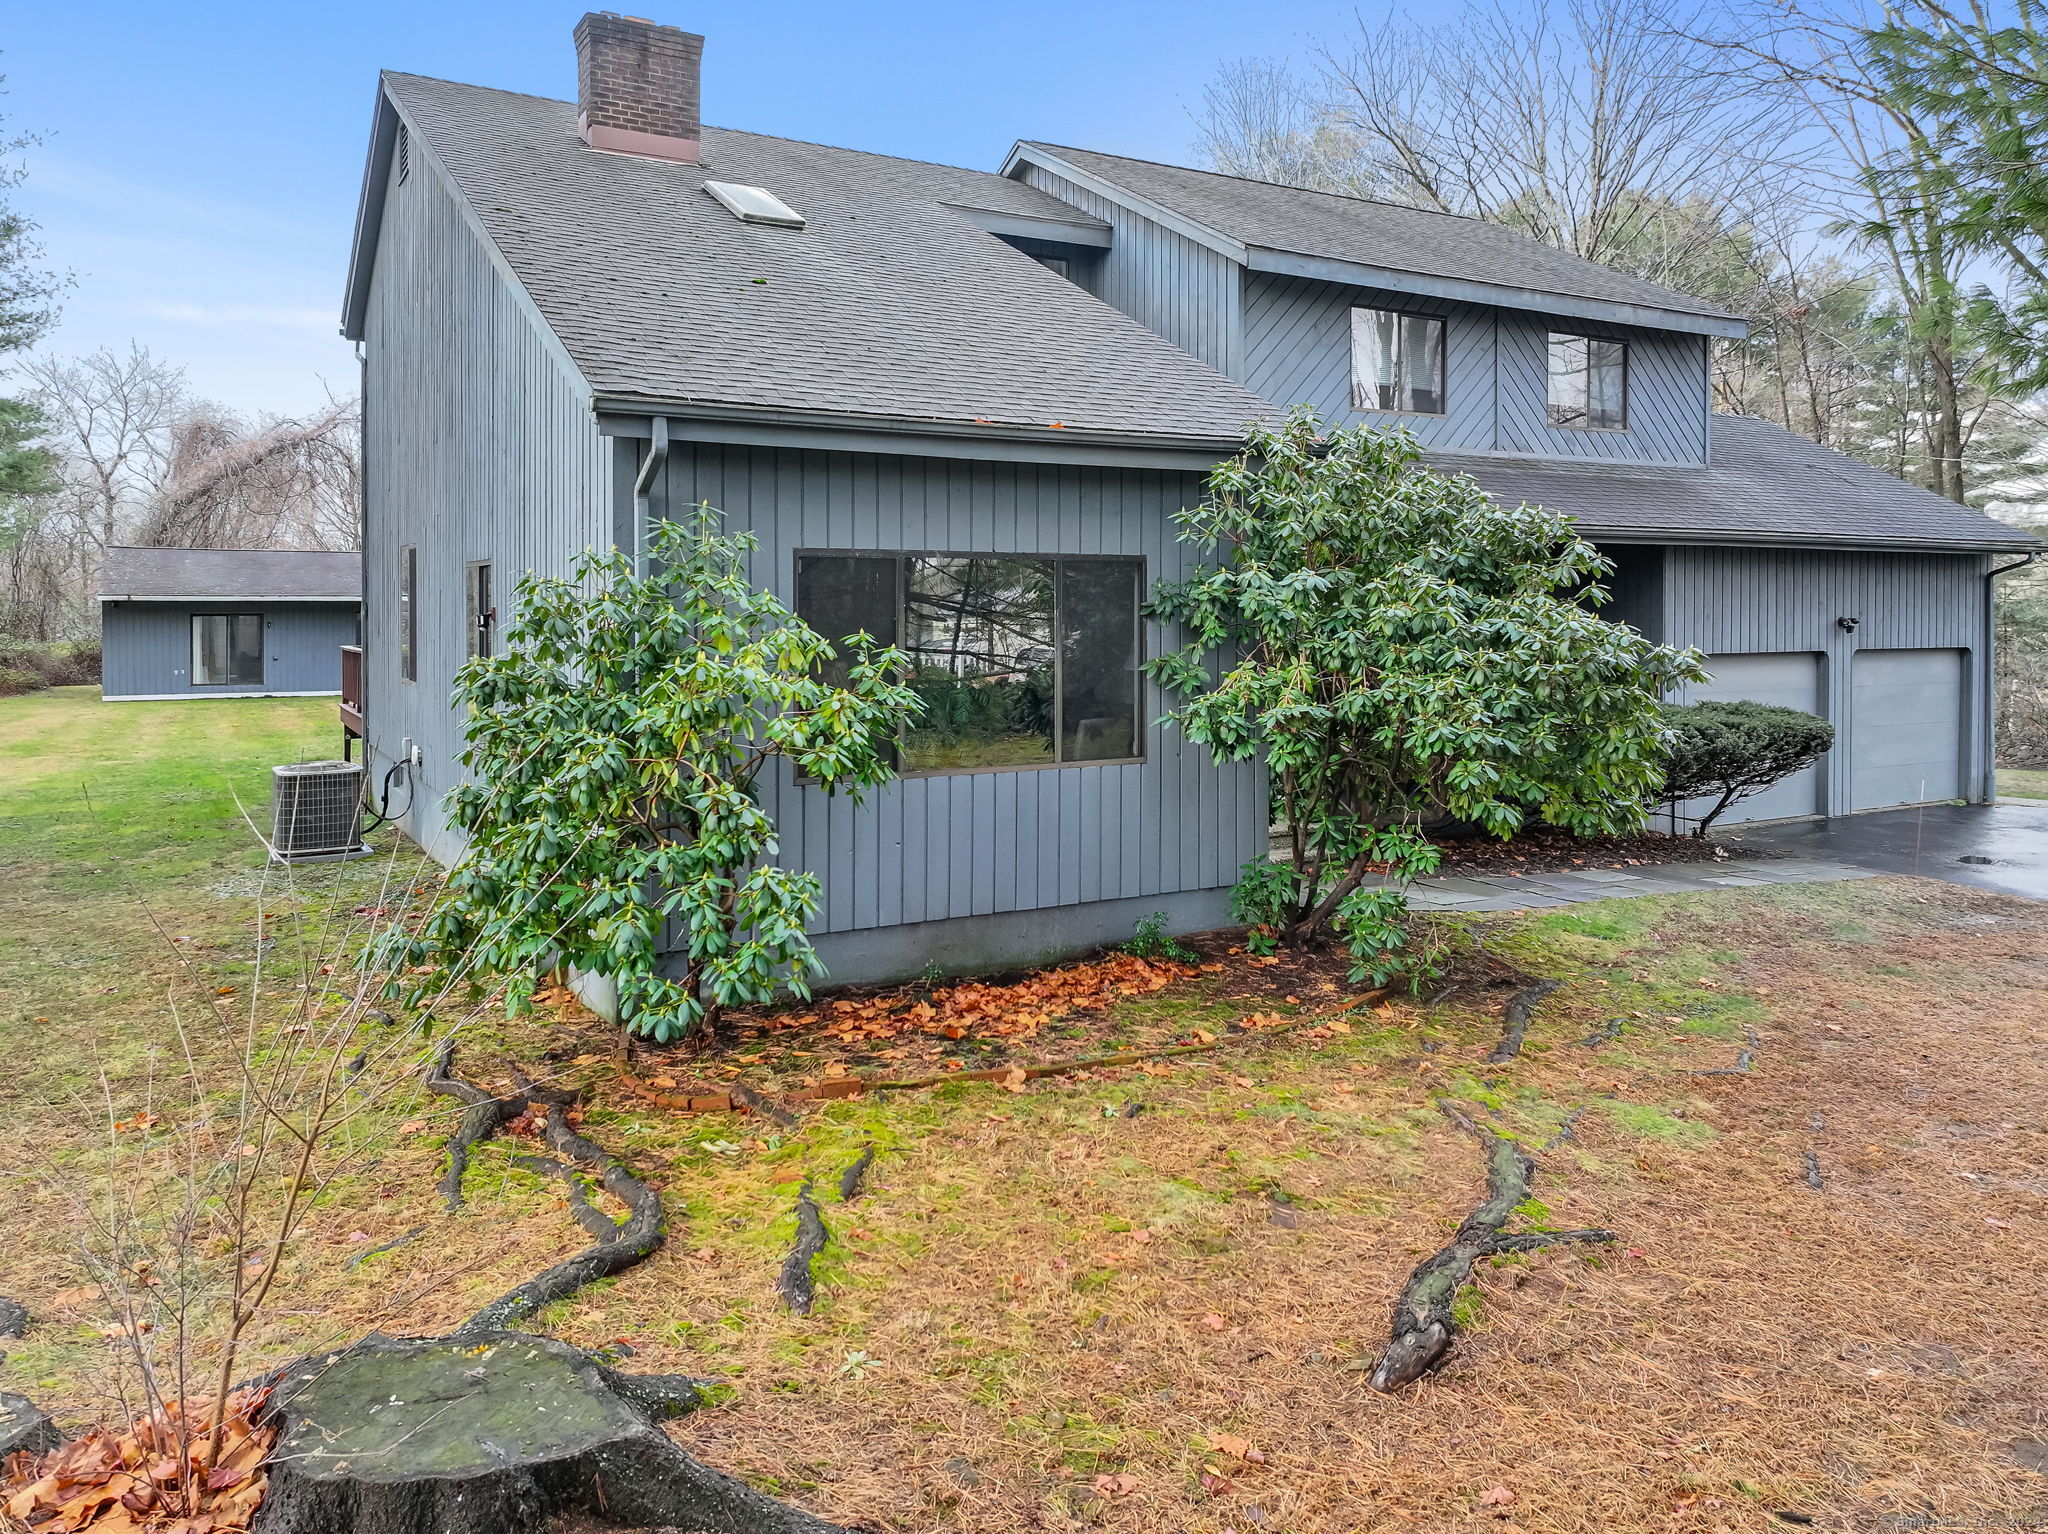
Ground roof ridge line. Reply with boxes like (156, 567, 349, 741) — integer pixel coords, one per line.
(1020, 139, 1492, 226)
(385, 72, 1028, 186)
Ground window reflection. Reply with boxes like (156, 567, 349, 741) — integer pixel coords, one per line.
(902, 556, 1056, 770)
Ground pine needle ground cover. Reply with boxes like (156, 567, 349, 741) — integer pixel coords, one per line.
(3, 689, 2045, 1533)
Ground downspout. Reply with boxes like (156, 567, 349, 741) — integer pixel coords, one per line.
(631, 416, 671, 572)
(1983, 550, 2037, 802)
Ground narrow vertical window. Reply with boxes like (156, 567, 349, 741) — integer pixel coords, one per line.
(1058, 559, 1140, 762)
(465, 561, 495, 659)
(399, 545, 418, 682)
(1350, 308, 1445, 415)
(1547, 334, 1629, 430)
(191, 614, 264, 687)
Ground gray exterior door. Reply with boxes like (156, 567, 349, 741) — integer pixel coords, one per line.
(1689, 652, 1825, 824)
(1851, 648, 1964, 810)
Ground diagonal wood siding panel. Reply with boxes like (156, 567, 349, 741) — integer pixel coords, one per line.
(1241, 273, 1496, 448)
(1493, 312, 1708, 463)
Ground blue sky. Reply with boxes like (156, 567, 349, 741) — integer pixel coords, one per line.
(3, 1, 1345, 415)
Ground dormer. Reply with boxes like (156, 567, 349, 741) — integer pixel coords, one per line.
(1004, 143, 1745, 468)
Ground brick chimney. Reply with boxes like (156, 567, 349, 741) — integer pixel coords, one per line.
(574, 12, 704, 164)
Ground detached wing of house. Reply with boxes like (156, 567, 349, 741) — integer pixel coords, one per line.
(98, 547, 362, 702)
(343, 13, 2034, 985)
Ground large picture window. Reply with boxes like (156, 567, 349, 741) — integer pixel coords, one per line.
(191, 614, 264, 688)
(1547, 333, 1629, 430)
(796, 551, 1143, 774)
(1350, 308, 1445, 415)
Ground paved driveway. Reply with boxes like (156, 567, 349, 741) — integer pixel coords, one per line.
(1726, 802, 2048, 901)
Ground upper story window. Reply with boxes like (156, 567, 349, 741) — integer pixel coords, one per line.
(1350, 308, 1445, 416)
(1547, 334, 1628, 431)
(796, 551, 1143, 775)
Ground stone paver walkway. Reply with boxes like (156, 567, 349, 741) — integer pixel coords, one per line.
(1389, 857, 1879, 913)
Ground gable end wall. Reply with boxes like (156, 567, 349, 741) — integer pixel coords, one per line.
(1014, 164, 1242, 378)
(360, 112, 613, 861)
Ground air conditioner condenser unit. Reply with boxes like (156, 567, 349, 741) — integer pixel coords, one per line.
(271, 761, 370, 862)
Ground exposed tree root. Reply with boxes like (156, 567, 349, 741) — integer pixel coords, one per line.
(838, 1145, 875, 1203)
(511, 1153, 629, 1243)
(422, 1049, 666, 1338)
(776, 1183, 829, 1316)
(1686, 1026, 1760, 1077)
(424, 1041, 529, 1212)
(1485, 977, 1561, 1064)
(1577, 1017, 1628, 1048)
(1542, 1106, 1588, 1151)
(456, 1101, 665, 1336)
(1804, 1150, 1825, 1191)
(1367, 1101, 1615, 1393)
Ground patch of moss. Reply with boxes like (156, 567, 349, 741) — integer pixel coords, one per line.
(1603, 1101, 1716, 1146)
(1450, 1284, 1484, 1330)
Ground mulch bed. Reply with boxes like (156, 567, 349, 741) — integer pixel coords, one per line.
(606, 933, 1393, 1109)
(1427, 827, 1754, 875)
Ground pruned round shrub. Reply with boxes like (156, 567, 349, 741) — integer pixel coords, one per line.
(1659, 699, 1835, 833)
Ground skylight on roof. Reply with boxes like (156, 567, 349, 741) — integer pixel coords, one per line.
(703, 181, 806, 228)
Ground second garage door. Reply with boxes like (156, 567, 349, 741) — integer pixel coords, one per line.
(1851, 648, 1964, 810)
(1687, 652, 1826, 825)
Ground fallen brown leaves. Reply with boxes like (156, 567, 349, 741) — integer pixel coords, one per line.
(2, 1390, 273, 1534)
(771, 952, 1197, 1048)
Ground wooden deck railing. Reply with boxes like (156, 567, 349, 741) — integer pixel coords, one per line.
(339, 644, 365, 741)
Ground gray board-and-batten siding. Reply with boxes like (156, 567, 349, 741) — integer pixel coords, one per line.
(357, 98, 614, 864)
(1617, 544, 1995, 818)
(359, 97, 1262, 984)
(649, 441, 1267, 983)
(1241, 272, 1712, 464)
(100, 601, 360, 700)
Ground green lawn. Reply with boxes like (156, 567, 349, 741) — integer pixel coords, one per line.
(1999, 765, 2048, 798)
(0, 686, 400, 1098)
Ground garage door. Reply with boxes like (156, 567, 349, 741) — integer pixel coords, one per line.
(1683, 653, 1825, 825)
(1851, 648, 1963, 810)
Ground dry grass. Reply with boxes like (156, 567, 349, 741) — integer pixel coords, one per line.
(6, 694, 2045, 1533)
(93, 876, 2023, 1534)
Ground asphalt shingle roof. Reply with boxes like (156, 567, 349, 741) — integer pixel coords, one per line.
(1019, 144, 1742, 327)
(1431, 415, 2038, 551)
(382, 74, 1273, 441)
(100, 547, 363, 602)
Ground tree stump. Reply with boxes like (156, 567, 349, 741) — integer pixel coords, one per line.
(0, 1394, 60, 1459)
(253, 1332, 849, 1534)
